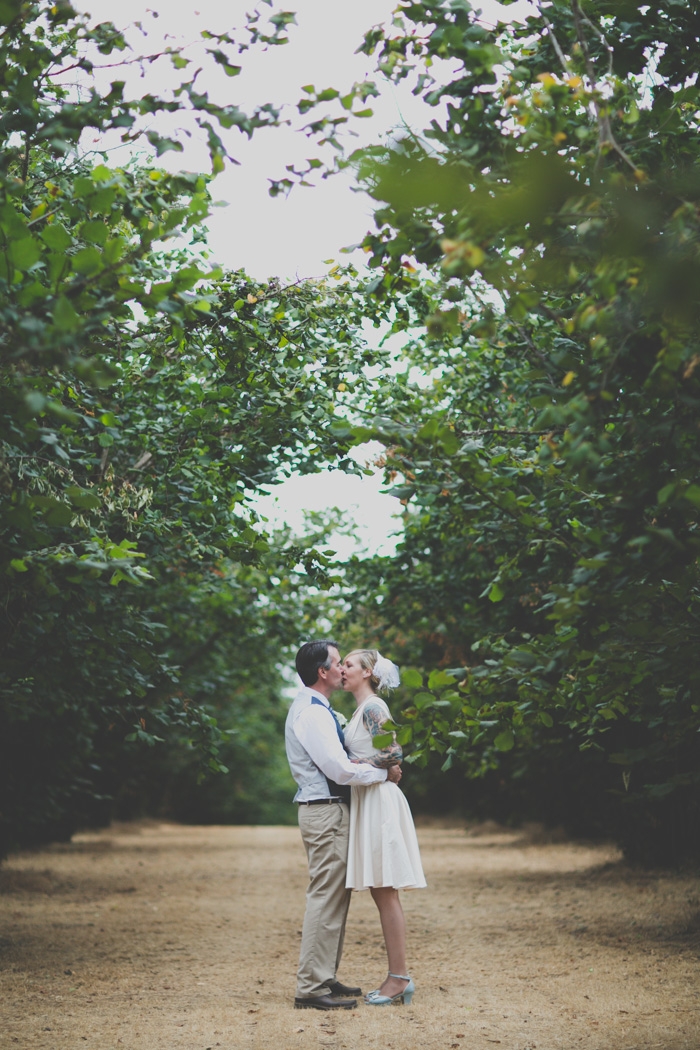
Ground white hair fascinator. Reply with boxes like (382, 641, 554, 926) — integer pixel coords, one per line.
(374, 653, 400, 692)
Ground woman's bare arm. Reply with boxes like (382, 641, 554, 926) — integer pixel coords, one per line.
(362, 701, 403, 768)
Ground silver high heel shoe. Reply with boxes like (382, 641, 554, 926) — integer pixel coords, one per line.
(364, 972, 415, 1006)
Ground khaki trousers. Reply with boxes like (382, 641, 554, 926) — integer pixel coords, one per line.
(296, 801, 351, 998)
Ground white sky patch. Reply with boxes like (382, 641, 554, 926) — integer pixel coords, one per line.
(78, 0, 533, 556)
(81, 0, 534, 279)
(253, 442, 403, 559)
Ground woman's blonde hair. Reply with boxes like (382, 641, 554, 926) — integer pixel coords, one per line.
(345, 648, 381, 689)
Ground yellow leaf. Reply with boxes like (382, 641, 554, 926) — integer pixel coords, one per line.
(246, 293, 258, 303)
(440, 239, 485, 271)
(567, 76, 583, 89)
(562, 371, 576, 387)
(536, 73, 557, 89)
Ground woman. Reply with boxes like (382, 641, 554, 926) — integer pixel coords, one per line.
(342, 648, 426, 1006)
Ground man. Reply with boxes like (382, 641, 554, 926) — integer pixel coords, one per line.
(285, 639, 402, 1011)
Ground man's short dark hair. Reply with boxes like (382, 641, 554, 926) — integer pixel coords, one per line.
(296, 640, 340, 687)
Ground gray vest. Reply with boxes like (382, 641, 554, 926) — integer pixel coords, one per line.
(284, 689, 349, 802)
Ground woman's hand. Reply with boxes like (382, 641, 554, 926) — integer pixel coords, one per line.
(387, 764, 402, 784)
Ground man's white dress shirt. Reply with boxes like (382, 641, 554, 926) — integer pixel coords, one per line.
(285, 686, 387, 802)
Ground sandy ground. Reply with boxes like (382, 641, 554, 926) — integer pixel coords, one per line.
(0, 820, 698, 1050)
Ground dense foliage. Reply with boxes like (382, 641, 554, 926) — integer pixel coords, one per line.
(322, 0, 700, 864)
(0, 1, 393, 853)
(3, 0, 700, 867)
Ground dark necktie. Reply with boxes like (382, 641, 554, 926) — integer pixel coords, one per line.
(311, 696, 348, 752)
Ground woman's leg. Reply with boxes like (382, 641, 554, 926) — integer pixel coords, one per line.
(369, 886, 410, 997)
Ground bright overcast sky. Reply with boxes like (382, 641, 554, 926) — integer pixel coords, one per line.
(83, 0, 532, 279)
(82, 0, 532, 557)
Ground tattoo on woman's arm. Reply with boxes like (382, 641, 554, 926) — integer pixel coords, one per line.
(363, 702, 403, 768)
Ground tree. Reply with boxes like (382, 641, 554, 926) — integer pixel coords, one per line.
(6, 0, 700, 867)
(0, 1, 396, 854)
(324, 0, 700, 864)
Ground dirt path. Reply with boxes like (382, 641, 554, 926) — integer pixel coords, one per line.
(1, 820, 698, 1050)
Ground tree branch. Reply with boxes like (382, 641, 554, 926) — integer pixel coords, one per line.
(570, 0, 638, 173)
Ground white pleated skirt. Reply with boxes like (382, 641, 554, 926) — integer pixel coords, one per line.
(346, 780, 427, 891)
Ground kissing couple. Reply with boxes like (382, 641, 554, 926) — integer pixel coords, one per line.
(285, 639, 426, 1011)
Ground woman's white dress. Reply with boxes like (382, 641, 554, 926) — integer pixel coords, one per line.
(344, 696, 427, 891)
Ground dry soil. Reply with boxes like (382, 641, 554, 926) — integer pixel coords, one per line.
(1, 820, 698, 1050)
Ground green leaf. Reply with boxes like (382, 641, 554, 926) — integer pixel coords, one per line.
(488, 582, 504, 603)
(103, 237, 125, 265)
(494, 729, 515, 752)
(72, 247, 103, 275)
(428, 668, 456, 689)
(683, 484, 700, 507)
(437, 426, 460, 454)
(402, 668, 423, 689)
(417, 418, 439, 440)
(373, 732, 394, 748)
(41, 224, 73, 251)
(146, 131, 184, 156)
(24, 391, 46, 413)
(73, 176, 95, 198)
(92, 165, 113, 182)
(0, 0, 22, 26)
(30, 496, 73, 527)
(209, 49, 242, 77)
(9, 236, 41, 270)
(81, 221, 109, 245)
(53, 296, 80, 331)
(387, 485, 413, 499)
(66, 486, 101, 510)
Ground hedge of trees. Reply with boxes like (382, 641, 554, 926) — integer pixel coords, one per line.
(0, 0, 385, 850)
(330, 0, 700, 865)
(2, 1, 699, 866)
